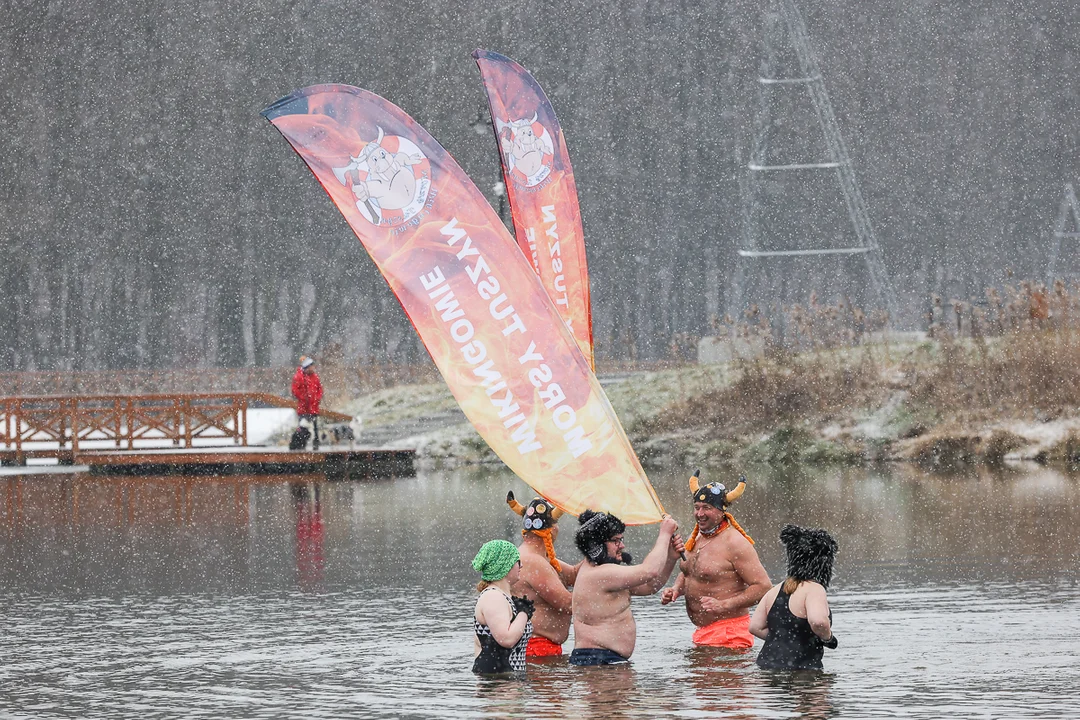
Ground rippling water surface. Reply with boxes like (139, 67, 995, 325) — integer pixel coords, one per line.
(1, 464, 1079, 718)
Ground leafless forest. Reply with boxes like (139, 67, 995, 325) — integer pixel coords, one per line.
(2, 0, 1076, 370)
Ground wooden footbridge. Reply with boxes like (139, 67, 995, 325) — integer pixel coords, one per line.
(0, 391, 412, 477)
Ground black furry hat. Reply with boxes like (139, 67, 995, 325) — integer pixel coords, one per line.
(780, 524, 838, 589)
(575, 509, 626, 563)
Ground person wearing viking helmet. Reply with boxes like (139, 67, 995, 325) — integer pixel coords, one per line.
(505, 491, 582, 658)
(661, 470, 771, 650)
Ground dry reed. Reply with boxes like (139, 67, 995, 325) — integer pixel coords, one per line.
(911, 280, 1080, 415)
(650, 299, 887, 435)
(654, 280, 1080, 441)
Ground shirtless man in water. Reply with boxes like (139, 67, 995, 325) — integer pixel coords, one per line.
(569, 510, 684, 665)
(505, 492, 581, 657)
(661, 473, 771, 649)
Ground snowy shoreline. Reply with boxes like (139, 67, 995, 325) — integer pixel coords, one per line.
(339, 359, 1080, 470)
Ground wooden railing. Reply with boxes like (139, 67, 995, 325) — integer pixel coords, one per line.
(0, 393, 351, 465)
(246, 394, 352, 424)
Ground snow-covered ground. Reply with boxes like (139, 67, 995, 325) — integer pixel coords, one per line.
(243, 408, 299, 444)
(995, 418, 1080, 461)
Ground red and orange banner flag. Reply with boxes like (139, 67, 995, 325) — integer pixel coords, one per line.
(262, 85, 661, 524)
(474, 50, 594, 370)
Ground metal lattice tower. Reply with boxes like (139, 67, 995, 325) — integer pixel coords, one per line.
(731, 0, 899, 325)
(1047, 183, 1080, 283)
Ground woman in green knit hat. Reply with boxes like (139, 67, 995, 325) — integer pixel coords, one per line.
(471, 539, 534, 674)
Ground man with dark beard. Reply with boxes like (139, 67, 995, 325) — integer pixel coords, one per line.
(569, 510, 683, 665)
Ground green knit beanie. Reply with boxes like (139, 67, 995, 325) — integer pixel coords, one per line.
(471, 540, 520, 582)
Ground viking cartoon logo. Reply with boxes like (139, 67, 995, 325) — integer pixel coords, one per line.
(496, 113, 554, 188)
(332, 127, 431, 228)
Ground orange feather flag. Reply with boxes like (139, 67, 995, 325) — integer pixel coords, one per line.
(263, 85, 662, 524)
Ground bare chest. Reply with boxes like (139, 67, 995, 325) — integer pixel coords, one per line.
(683, 541, 737, 582)
(572, 574, 631, 622)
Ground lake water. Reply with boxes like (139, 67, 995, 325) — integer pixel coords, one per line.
(1, 463, 1079, 718)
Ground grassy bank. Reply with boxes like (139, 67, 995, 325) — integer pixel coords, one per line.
(333, 282, 1080, 470)
(638, 282, 1080, 468)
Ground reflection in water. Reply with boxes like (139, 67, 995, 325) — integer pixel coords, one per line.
(681, 645, 763, 719)
(292, 482, 324, 590)
(571, 664, 640, 720)
(1, 464, 1080, 717)
(759, 670, 836, 720)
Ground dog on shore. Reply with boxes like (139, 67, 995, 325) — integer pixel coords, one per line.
(318, 416, 364, 447)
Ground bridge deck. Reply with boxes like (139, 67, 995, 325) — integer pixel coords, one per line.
(0, 445, 414, 477)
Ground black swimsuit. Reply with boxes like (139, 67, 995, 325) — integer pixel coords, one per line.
(756, 588, 831, 670)
(472, 588, 532, 674)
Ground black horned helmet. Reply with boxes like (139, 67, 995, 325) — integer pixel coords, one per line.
(690, 469, 746, 509)
(506, 490, 563, 532)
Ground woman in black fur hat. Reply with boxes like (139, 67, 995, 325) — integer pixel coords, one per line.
(750, 524, 838, 670)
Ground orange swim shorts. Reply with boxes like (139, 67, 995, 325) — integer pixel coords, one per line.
(692, 614, 754, 649)
(526, 635, 564, 657)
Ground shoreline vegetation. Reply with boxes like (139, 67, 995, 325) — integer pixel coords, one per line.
(335, 281, 1080, 471)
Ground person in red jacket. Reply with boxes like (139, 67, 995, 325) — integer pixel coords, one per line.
(292, 356, 324, 450)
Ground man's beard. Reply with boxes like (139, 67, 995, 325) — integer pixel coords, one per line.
(593, 546, 633, 566)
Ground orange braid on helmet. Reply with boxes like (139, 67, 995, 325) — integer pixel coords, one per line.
(724, 512, 755, 545)
(683, 513, 754, 553)
(507, 490, 563, 572)
(685, 470, 753, 550)
(684, 525, 702, 553)
(525, 527, 562, 572)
